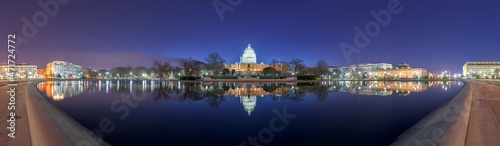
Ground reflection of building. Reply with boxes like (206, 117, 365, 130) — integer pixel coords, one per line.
(0, 64, 37, 79)
(225, 44, 288, 75)
(37, 81, 84, 101)
(46, 61, 83, 78)
(463, 61, 500, 78)
(225, 84, 284, 116)
(240, 96, 257, 116)
(332, 81, 427, 96)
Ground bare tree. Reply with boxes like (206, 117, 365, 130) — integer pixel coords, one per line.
(204, 52, 226, 76)
(315, 59, 329, 79)
(152, 60, 171, 80)
(179, 58, 205, 76)
(111, 66, 133, 78)
(289, 58, 305, 75)
(133, 66, 150, 77)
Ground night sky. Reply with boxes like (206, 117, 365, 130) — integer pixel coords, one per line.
(1, 0, 499, 74)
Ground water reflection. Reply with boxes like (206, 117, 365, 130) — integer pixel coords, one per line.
(38, 81, 85, 101)
(38, 80, 459, 115)
(36, 80, 463, 146)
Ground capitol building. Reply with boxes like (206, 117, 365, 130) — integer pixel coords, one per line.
(225, 44, 286, 75)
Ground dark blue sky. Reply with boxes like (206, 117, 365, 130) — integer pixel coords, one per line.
(1, 0, 499, 74)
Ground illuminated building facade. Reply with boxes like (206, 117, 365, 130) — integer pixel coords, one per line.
(463, 61, 500, 78)
(37, 69, 46, 78)
(369, 64, 428, 79)
(225, 44, 288, 75)
(0, 64, 38, 79)
(46, 61, 83, 78)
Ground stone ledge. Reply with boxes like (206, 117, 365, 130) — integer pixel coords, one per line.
(25, 81, 110, 146)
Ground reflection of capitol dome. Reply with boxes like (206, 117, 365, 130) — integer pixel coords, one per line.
(240, 44, 257, 63)
(240, 96, 257, 116)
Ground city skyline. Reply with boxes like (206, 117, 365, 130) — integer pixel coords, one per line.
(1, 0, 500, 73)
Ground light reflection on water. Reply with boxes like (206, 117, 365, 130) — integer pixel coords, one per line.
(36, 80, 462, 146)
(37, 80, 457, 100)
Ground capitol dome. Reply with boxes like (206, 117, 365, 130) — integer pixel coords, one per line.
(240, 44, 257, 63)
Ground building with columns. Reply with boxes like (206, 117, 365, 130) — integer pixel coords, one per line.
(463, 61, 500, 78)
(225, 44, 287, 75)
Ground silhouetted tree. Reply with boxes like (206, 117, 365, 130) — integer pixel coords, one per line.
(314, 59, 329, 79)
(204, 52, 226, 76)
(204, 88, 226, 108)
(222, 68, 230, 76)
(289, 58, 306, 75)
(262, 67, 277, 76)
(152, 60, 171, 80)
(179, 58, 205, 76)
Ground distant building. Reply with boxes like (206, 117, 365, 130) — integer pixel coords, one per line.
(240, 44, 257, 64)
(46, 61, 83, 78)
(82, 68, 98, 79)
(369, 63, 427, 79)
(329, 63, 393, 79)
(463, 61, 500, 78)
(331, 63, 427, 79)
(37, 68, 46, 78)
(225, 44, 287, 75)
(0, 64, 37, 79)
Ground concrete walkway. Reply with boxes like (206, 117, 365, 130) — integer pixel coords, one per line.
(466, 81, 500, 145)
(0, 82, 31, 146)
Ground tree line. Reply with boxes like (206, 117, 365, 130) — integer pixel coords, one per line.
(83, 52, 331, 79)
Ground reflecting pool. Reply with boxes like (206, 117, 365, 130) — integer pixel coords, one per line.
(37, 80, 463, 146)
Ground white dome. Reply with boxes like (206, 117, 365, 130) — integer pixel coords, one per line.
(240, 44, 257, 63)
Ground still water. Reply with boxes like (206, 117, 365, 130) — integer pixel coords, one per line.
(37, 80, 462, 146)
